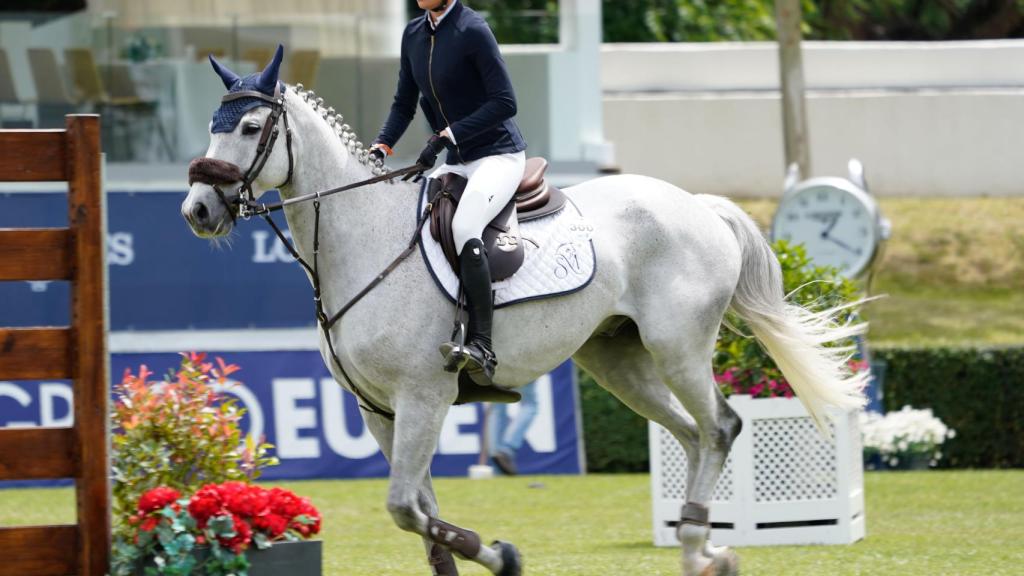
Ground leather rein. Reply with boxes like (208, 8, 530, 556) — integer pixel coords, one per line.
(210, 85, 435, 421)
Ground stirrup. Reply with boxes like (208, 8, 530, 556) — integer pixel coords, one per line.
(439, 319, 468, 373)
(439, 341, 469, 373)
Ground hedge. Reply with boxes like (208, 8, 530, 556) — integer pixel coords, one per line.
(874, 347, 1024, 468)
(579, 347, 1024, 472)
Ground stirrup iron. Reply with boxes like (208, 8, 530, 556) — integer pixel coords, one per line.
(440, 320, 468, 373)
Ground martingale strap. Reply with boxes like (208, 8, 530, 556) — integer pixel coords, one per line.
(208, 82, 433, 421)
(258, 182, 445, 421)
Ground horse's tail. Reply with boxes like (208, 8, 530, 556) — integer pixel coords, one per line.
(696, 194, 867, 432)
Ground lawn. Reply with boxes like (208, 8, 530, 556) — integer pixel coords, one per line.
(737, 197, 1024, 347)
(2, 471, 1021, 575)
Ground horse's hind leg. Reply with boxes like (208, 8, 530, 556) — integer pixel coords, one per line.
(634, 300, 742, 575)
(652, 353, 740, 573)
(382, 393, 520, 575)
(574, 323, 702, 489)
(363, 411, 459, 575)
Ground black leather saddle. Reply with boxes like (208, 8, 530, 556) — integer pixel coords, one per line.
(428, 157, 567, 281)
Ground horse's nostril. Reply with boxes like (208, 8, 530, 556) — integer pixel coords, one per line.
(193, 202, 210, 222)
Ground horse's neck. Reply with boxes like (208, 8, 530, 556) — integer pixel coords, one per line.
(277, 101, 419, 299)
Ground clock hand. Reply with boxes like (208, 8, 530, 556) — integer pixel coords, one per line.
(823, 235, 861, 255)
(820, 212, 841, 238)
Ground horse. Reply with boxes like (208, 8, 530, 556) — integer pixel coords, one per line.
(182, 47, 866, 576)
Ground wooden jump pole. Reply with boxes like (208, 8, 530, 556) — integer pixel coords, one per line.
(0, 115, 110, 576)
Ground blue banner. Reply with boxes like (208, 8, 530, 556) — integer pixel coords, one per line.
(0, 353, 582, 481)
(0, 190, 314, 330)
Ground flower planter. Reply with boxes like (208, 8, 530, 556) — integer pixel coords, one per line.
(135, 540, 322, 575)
(649, 395, 865, 547)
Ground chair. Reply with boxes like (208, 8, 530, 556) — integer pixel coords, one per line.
(0, 49, 33, 127)
(100, 63, 174, 161)
(64, 48, 107, 105)
(27, 48, 78, 128)
(287, 50, 321, 88)
(27, 48, 77, 105)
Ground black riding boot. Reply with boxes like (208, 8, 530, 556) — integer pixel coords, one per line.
(441, 238, 497, 384)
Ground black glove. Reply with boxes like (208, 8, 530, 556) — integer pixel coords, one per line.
(417, 134, 450, 169)
(368, 146, 386, 166)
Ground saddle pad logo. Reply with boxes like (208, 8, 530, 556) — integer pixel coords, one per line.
(554, 243, 584, 279)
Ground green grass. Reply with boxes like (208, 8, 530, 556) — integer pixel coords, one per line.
(3, 471, 1022, 575)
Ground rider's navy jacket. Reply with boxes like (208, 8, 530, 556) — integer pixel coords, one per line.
(374, 1, 527, 165)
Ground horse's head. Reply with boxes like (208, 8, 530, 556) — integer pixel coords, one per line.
(182, 45, 293, 238)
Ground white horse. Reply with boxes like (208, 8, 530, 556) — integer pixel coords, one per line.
(183, 51, 866, 576)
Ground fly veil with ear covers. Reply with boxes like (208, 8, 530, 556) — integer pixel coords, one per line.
(196, 45, 294, 222)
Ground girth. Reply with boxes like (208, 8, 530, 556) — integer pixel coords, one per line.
(428, 157, 567, 281)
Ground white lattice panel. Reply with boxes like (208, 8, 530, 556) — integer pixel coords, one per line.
(650, 396, 865, 547)
(656, 424, 735, 502)
(752, 417, 837, 502)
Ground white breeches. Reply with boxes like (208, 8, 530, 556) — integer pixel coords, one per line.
(429, 151, 526, 254)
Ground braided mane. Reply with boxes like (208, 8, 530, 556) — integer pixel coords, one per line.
(290, 83, 387, 177)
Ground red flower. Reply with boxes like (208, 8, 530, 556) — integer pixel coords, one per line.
(218, 514, 253, 554)
(188, 485, 225, 528)
(139, 516, 160, 532)
(290, 500, 322, 537)
(227, 485, 270, 518)
(138, 487, 181, 515)
(268, 487, 304, 518)
(253, 513, 289, 538)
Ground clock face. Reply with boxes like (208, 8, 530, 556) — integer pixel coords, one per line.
(771, 184, 878, 276)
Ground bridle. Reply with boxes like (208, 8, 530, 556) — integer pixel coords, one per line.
(194, 86, 436, 421)
(210, 82, 294, 223)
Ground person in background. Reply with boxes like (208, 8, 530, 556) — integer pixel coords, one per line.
(488, 379, 538, 475)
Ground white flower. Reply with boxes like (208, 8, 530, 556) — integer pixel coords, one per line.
(860, 405, 953, 462)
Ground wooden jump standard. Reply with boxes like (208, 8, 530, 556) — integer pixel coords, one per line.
(0, 115, 110, 576)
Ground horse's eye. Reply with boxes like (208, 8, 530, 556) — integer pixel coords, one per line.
(242, 122, 261, 136)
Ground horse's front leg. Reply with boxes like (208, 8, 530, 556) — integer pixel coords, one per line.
(362, 411, 460, 575)
(386, 392, 522, 576)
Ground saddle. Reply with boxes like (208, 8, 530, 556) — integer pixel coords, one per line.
(428, 157, 567, 281)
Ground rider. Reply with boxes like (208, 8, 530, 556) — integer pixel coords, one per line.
(370, 0, 527, 384)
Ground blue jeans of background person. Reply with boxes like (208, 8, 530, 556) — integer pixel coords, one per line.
(488, 379, 539, 458)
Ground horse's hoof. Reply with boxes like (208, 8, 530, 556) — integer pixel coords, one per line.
(699, 548, 739, 576)
(492, 540, 522, 576)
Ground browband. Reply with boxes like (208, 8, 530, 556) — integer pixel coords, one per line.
(221, 83, 282, 104)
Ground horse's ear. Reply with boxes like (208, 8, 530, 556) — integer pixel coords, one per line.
(209, 54, 240, 90)
(257, 44, 285, 94)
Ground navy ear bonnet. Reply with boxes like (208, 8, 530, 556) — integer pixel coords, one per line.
(210, 45, 285, 134)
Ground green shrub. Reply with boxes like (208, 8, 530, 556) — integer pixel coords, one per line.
(111, 354, 277, 538)
(580, 346, 1024, 472)
(874, 347, 1024, 468)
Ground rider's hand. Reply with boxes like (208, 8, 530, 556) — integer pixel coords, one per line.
(369, 144, 388, 166)
(417, 134, 450, 170)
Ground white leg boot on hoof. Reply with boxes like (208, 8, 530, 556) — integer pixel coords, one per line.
(678, 523, 714, 576)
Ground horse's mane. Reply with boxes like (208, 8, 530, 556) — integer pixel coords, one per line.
(290, 83, 387, 177)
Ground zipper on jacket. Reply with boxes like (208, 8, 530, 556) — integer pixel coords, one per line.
(429, 34, 463, 163)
